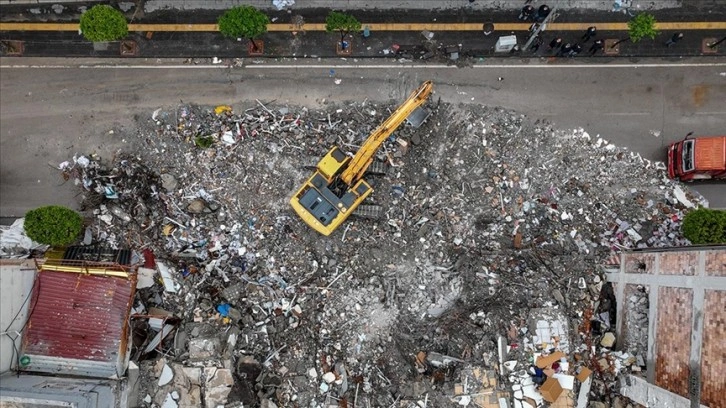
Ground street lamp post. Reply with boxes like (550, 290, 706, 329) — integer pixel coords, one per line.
(523, 5, 558, 51)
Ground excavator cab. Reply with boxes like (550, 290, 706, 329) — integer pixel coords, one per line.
(290, 81, 433, 236)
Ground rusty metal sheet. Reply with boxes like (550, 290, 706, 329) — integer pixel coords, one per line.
(21, 270, 136, 378)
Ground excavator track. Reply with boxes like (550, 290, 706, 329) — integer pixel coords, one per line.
(365, 161, 389, 176)
(353, 204, 382, 219)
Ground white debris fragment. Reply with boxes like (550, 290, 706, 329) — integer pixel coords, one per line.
(137, 267, 155, 289)
(673, 185, 696, 208)
(272, 0, 294, 10)
(157, 262, 181, 293)
(322, 372, 336, 383)
(161, 393, 177, 408)
(159, 363, 174, 386)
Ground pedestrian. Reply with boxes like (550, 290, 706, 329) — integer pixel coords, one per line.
(518, 5, 535, 21)
(589, 38, 604, 55)
(530, 35, 544, 52)
(665, 32, 684, 47)
(535, 4, 551, 22)
(557, 42, 572, 57)
(582, 26, 596, 42)
(529, 22, 541, 33)
(549, 37, 562, 51)
(568, 43, 583, 57)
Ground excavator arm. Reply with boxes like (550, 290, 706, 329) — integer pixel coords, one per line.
(340, 80, 433, 185)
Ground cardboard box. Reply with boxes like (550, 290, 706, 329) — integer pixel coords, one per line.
(576, 367, 593, 382)
(539, 377, 564, 403)
(535, 351, 566, 369)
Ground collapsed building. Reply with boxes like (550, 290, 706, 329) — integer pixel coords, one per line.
(1, 93, 721, 408)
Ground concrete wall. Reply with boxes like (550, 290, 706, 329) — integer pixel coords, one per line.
(619, 375, 708, 408)
(0, 260, 37, 374)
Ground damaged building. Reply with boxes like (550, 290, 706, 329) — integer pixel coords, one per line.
(1, 90, 723, 408)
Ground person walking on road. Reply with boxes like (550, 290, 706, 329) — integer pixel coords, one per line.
(557, 42, 572, 57)
(518, 4, 535, 21)
(582, 26, 597, 42)
(530, 35, 543, 52)
(665, 32, 684, 47)
(589, 39, 604, 55)
(549, 37, 562, 51)
(569, 43, 583, 57)
(535, 4, 551, 22)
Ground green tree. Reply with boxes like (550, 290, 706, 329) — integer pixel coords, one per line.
(627, 12, 659, 43)
(24, 205, 83, 246)
(325, 11, 361, 50)
(218, 6, 269, 52)
(611, 12, 659, 49)
(682, 208, 726, 244)
(79, 5, 128, 42)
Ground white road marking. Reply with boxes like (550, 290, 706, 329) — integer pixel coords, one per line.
(603, 112, 651, 116)
(694, 112, 726, 115)
(3, 62, 726, 69)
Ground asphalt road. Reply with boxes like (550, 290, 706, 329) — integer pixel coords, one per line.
(1, 58, 725, 218)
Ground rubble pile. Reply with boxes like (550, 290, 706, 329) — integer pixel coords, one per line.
(60, 98, 704, 407)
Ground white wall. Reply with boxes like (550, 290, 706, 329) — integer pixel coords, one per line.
(0, 261, 37, 374)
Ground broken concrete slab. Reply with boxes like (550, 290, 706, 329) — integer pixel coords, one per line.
(203, 367, 233, 408)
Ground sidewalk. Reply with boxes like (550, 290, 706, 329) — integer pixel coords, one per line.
(0, 2, 724, 60)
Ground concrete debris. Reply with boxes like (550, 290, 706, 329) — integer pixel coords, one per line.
(158, 363, 174, 386)
(203, 367, 234, 408)
(0, 218, 48, 258)
(601, 332, 616, 348)
(272, 0, 295, 10)
(53, 99, 707, 407)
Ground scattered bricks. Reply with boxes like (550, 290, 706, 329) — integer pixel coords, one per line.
(513, 231, 523, 249)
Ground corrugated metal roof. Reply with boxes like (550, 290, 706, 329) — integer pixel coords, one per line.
(21, 270, 136, 379)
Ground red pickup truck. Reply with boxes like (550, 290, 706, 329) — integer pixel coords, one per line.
(667, 135, 726, 181)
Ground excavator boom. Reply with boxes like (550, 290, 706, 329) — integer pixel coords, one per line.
(290, 81, 433, 236)
(341, 80, 433, 185)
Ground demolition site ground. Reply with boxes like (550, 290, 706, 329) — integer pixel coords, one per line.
(57, 91, 703, 407)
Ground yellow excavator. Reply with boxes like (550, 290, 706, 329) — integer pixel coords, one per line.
(290, 80, 434, 236)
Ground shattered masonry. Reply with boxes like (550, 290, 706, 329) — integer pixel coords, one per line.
(57, 98, 705, 407)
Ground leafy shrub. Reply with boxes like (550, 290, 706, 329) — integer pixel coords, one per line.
(24, 206, 83, 246)
(194, 135, 214, 148)
(79, 5, 128, 42)
(628, 13, 658, 43)
(682, 208, 726, 244)
(218, 6, 269, 41)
